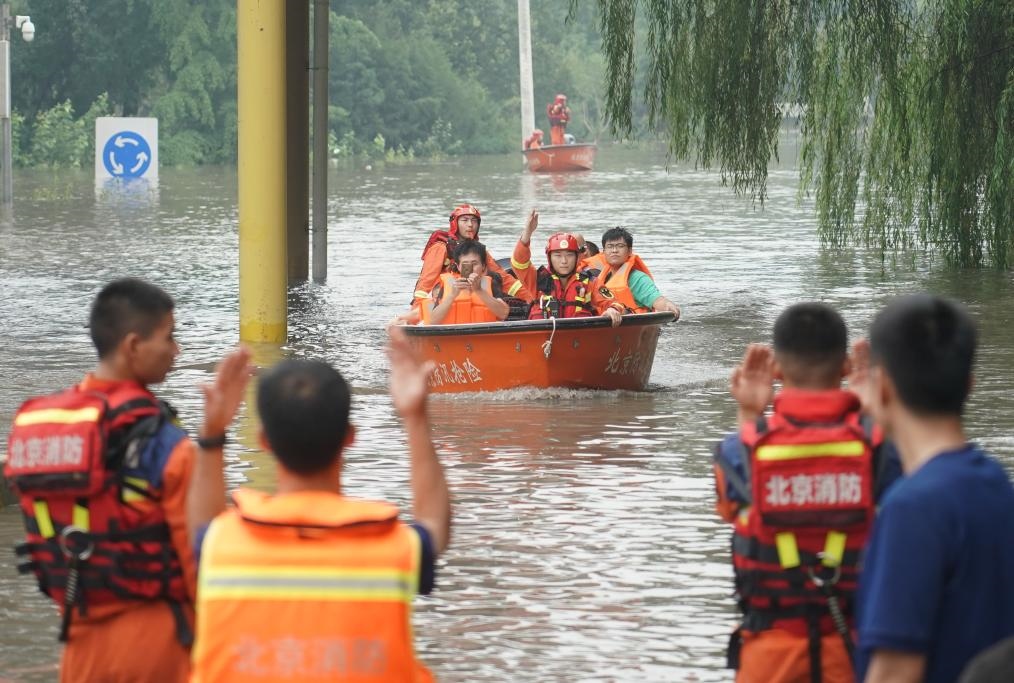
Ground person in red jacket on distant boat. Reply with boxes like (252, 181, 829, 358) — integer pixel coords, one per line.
(410, 204, 529, 312)
(524, 129, 544, 150)
(511, 210, 622, 326)
(547, 94, 571, 145)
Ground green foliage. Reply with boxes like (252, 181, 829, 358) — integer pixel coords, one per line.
(591, 0, 1014, 267)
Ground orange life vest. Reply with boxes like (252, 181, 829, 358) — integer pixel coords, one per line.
(192, 489, 432, 683)
(420, 230, 463, 268)
(727, 408, 876, 666)
(594, 254, 654, 313)
(530, 268, 594, 319)
(421, 272, 499, 324)
(4, 381, 190, 642)
(579, 252, 607, 275)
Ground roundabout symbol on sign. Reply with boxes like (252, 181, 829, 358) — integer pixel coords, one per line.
(102, 131, 152, 179)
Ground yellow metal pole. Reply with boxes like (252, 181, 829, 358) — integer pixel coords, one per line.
(238, 0, 287, 343)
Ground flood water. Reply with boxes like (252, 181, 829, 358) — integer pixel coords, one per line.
(2, 142, 1014, 681)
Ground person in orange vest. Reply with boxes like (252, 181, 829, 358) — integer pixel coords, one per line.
(511, 211, 622, 325)
(411, 204, 529, 311)
(547, 94, 571, 145)
(187, 326, 449, 682)
(3, 277, 247, 683)
(422, 241, 509, 324)
(573, 233, 605, 273)
(712, 303, 902, 683)
(524, 128, 544, 150)
(595, 227, 680, 318)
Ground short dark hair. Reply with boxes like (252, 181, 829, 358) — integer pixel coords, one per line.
(454, 240, 487, 264)
(584, 241, 600, 256)
(772, 303, 848, 387)
(257, 359, 352, 475)
(89, 278, 175, 359)
(601, 227, 633, 249)
(870, 294, 976, 416)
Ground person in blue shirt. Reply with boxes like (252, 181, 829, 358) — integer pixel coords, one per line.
(850, 293, 1014, 683)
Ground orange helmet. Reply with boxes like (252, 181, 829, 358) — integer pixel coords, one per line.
(449, 204, 481, 237)
(545, 232, 580, 256)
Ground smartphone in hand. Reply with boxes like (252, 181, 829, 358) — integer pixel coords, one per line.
(459, 262, 474, 279)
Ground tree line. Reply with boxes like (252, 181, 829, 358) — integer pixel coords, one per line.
(8, 0, 633, 168)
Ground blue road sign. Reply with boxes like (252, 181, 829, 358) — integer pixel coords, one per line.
(102, 131, 152, 179)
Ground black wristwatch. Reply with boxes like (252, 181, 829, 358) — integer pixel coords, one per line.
(196, 434, 227, 450)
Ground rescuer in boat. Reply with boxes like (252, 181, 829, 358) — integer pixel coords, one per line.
(411, 203, 529, 312)
(511, 210, 622, 326)
(595, 227, 681, 319)
(3, 278, 243, 682)
(188, 326, 449, 682)
(547, 94, 571, 145)
(712, 303, 901, 683)
(422, 241, 509, 325)
(524, 128, 544, 150)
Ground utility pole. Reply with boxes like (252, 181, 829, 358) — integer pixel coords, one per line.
(517, 0, 535, 147)
(311, 0, 328, 282)
(0, 3, 34, 216)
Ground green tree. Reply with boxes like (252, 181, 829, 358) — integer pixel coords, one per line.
(589, 0, 1014, 267)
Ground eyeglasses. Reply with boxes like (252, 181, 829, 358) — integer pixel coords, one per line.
(603, 243, 629, 252)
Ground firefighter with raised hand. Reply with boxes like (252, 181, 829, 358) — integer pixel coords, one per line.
(712, 302, 901, 683)
(188, 325, 449, 682)
(4, 277, 248, 682)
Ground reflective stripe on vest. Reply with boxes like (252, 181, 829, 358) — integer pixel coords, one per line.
(199, 566, 416, 603)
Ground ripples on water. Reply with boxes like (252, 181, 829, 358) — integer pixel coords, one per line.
(2, 142, 1013, 681)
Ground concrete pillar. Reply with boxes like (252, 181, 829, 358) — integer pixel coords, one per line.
(238, 0, 287, 343)
(286, 0, 309, 282)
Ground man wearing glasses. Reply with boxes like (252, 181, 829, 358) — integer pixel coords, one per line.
(595, 227, 681, 319)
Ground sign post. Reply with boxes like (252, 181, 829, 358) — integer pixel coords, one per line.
(95, 117, 158, 181)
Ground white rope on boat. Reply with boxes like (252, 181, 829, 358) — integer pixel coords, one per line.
(542, 316, 557, 359)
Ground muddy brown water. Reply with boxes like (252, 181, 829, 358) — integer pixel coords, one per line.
(2, 143, 1013, 681)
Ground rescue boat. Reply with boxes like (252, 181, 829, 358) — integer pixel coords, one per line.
(522, 143, 597, 172)
(402, 312, 674, 393)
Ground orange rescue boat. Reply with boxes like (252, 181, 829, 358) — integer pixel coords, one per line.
(522, 143, 597, 172)
(402, 312, 674, 393)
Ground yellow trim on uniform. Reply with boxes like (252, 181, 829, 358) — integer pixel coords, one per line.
(413, 290, 430, 300)
(822, 531, 847, 567)
(72, 504, 90, 531)
(510, 257, 531, 271)
(507, 280, 523, 296)
(34, 500, 55, 538)
(775, 531, 800, 569)
(121, 476, 150, 503)
(755, 440, 865, 461)
(199, 566, 416, 603)
(14, 407, 101, 426)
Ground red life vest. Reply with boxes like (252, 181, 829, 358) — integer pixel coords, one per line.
(420, 230, 463, 267)
(4, 382, 190, 641)
(530, 268, 594, 319)
(731, 409, 876, 638)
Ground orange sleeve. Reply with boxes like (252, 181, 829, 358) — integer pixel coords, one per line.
(713, 463, 741, 523)
(160, 438, 199, 600)
(590, 282, 623, 315)
(487, 251, 532, 302)
(413, 244, 448, 306)
(509, 240, 539, 300)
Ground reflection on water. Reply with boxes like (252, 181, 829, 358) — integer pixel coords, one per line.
(2, 143, 1013, 681)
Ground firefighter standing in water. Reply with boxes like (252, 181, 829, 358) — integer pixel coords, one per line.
(511, 210, 622, 326)
(547, 94, 571, 145)
(188, 327, 449, 682)
(712, 303, 901, 683)
(410, 204, 529, 312)
(3, 278, 246, 682)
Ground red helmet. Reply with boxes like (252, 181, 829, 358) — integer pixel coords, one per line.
(545, 232, 580, 256)
(449, 204, 481, 236)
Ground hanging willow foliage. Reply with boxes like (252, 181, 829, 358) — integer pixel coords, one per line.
(582, 0, 1014, 267)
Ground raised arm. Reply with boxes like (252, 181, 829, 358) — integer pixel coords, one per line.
(387, 326, 450, 555)
(186, 346, 253, 543)
(729, 343, 775, 426)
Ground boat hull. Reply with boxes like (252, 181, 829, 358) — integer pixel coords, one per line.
(402, 312, 674, 393)
(522, 143, 597, 172)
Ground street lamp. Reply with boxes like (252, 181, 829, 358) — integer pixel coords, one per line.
(1, 3, 35, 213)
